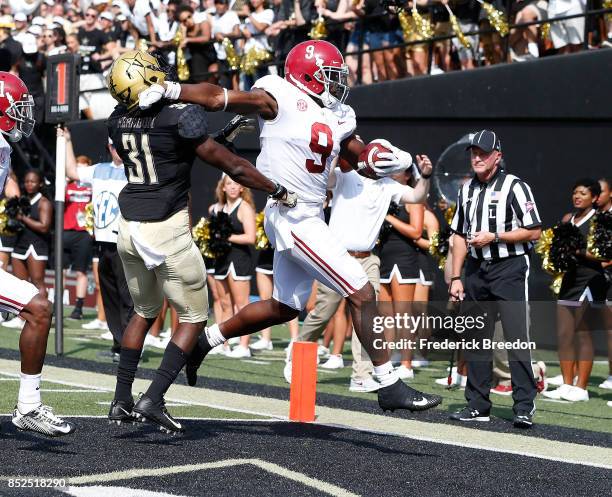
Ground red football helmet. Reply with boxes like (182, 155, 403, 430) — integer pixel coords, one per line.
(0, 72, 35, 142)
(284, 40, 349, 108)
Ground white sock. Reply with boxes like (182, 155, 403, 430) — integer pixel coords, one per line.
(18, 373, 42, 414)
(527, 42, 539, 58)
(373, 362, 399, 388)
(205, 324, 226, 348)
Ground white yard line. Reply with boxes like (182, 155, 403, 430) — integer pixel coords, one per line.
(0, 358, 610, 469)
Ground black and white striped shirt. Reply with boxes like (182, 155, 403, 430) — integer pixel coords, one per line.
(450, 168, 541, 260)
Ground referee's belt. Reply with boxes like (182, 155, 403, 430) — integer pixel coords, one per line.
(348, 250, 371, 259)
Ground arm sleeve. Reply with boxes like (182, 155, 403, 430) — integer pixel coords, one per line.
(450, 188, 467, 235)
(511, 180, 542, 228)
(178, 105, 209, 141)
(77, 165, 95, 185)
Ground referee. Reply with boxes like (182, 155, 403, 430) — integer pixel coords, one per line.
(448, 130, 542, 428)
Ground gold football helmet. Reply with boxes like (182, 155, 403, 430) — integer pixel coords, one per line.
(106, 50, 166, 110)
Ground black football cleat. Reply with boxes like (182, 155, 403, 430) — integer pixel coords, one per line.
(108, 399, 141, 426)
(133, 394, 184, 434)
(378, 380, 443, 413)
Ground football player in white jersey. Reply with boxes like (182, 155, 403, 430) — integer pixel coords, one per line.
(139, 40, 442, 411)
(0, 72, 75, 437)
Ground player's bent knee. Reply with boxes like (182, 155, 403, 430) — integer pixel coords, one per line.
(275, 300, 300, 321)
(347, 283, 375, 307)
(23, 294, 51, 329)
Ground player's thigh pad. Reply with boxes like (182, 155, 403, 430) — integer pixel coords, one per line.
(117, 216, 164, 319)
(138, 210, 208, 323)
(0, 267, 39, 314)
(289, 217, 368, 299)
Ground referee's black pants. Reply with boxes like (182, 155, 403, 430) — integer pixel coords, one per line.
(97, 242, 134, 352)
(463, 255, 537, 415)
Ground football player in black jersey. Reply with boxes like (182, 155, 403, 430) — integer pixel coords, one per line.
(105, 50, 296, 433)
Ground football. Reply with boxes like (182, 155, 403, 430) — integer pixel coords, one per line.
(357, 141, 393, 179)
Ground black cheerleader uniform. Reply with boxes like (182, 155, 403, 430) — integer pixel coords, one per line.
(12, 193, 50, 261)
(377, 205, 420, 284)
(255, 246, 274, 275)
(214, 198, 254, 281)
(0, 233, 15, 254)
(558, 209, 607, 306)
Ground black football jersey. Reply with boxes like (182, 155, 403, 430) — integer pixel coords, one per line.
(107, 102, 208, 222)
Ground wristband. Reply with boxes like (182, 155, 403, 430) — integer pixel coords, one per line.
(494, 232, 500, 243)
(421, 172, 432, 179)
(222, 88, 228, 112)
(450, 276, 461, 282)
(269, 183, 287, 200)
(164, 81, 181, 100)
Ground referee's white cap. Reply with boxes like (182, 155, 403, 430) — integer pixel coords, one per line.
(466, 130, 501, 153)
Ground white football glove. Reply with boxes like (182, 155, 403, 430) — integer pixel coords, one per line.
(367, 138, 413, 177)
(138, 82, 181, 110)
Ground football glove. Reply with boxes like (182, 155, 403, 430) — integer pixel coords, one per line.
(366, 138, 413, 177)
(138, 82, 181, 110)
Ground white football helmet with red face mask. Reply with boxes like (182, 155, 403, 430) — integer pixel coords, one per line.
(0, 72, 35, 142)
(284, 40, 349, 109)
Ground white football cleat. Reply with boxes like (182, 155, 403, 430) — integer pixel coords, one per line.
(317, 345, 330, 357)
(250, 338, 273, 351)
(208, 344, 230, 356)
(542, 383, 572, 400)
(349, 377, 380, 392)
(3, 316, 25, 329)
(12, 404, 75, 437)
(144, 334, 169, 350)
(226, 345, 251, 358)
(82, 318, 108, 330)
(395, 365, 414, 380)
(560, 385, 589, 402)
(598, 376, 612, 390)
(283, 361, 292, 384)
(320, 354, 344, 369)
(99, 331, 114, 341)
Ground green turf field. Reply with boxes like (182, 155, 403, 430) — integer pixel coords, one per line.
(1, 308, 611, 433)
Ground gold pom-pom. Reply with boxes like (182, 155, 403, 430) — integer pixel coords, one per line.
(398, 10, 413, 42)
(192, 217, 214, 259)
(604, 0, 612, 22)
(84, 202, 95, 236)
(309, 15, 328, 40)
(450, 13, 471, 49)
(540, 22, 551, 40)
(412, 6, 434, 40)
(444, 203, 457, 226)
(428, 231, 447, 270)
(535, 228, 562, 295)
(480, 1, 509, 37)
(0, 199, 8, 235)
(255, 211, 270, 250)
(240, 48, 272, 76)
(223, 38, 241, 71)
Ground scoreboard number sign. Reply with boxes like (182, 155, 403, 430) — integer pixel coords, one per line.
(45, 54, 80, 124)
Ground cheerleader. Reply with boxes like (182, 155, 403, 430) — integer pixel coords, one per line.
(596, 177, 612, 390)
(544, 178, 609, 402)
(214, 175, 256, 358)
(4, 171, 52, 329)
(377, 169, 424, 379)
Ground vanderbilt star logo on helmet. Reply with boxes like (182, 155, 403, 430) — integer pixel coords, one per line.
(106, 50, 166, 110)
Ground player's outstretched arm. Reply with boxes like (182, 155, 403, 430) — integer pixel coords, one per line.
(195, 137, 296, 207)
(398, 154, 432, 204)
(139, 81, 278, 120)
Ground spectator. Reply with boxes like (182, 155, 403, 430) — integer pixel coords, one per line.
(446, 0, 480, 70)
(177, 4, 218, 82)
(77, 7, 113, 73)
(240, 0, 274, 87)
(12, 12, 28, 42)
(0, 15, 23, 74)
(17, 33, 45, 125)
(347, 0, 373, 84)
(211, 0, 241, 88)
(45, 27, 67, 56)
(0, 171, 20, 270)
(124, 0, 159, 45)
(316, 0, 354, 53)
(100, 12, 122, 44)
(548, 0, 586, 53)
(63, 161, 94, 321)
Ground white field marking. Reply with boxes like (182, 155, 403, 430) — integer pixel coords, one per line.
(62, 458, 360, 497)
(0, 414, 285, 422)
(0, 377, 18, 381)
(72, 338, 92, 343)
(64, 486, 192, 497)
(40, 389, 102, 393)
(95, 401, 187, 408)
(317, 369, 338, 375)
(1, 359, 610, 468)
(242, 359, 271, 365)
(0, 366, 284, 421)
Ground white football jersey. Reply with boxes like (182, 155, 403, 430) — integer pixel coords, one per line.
(253, 75, 357, 204)
(0, 134, 12, 196)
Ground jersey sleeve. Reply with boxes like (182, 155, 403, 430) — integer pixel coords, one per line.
(511, 180, 542, 229)
(450, 188, 467, 235)
(334, 103, 357, 141)
(252, 75, 287, 119)
(382, 178, 407, 204)
(177, 104, 209, 142)
(77, 165, 95, 185)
